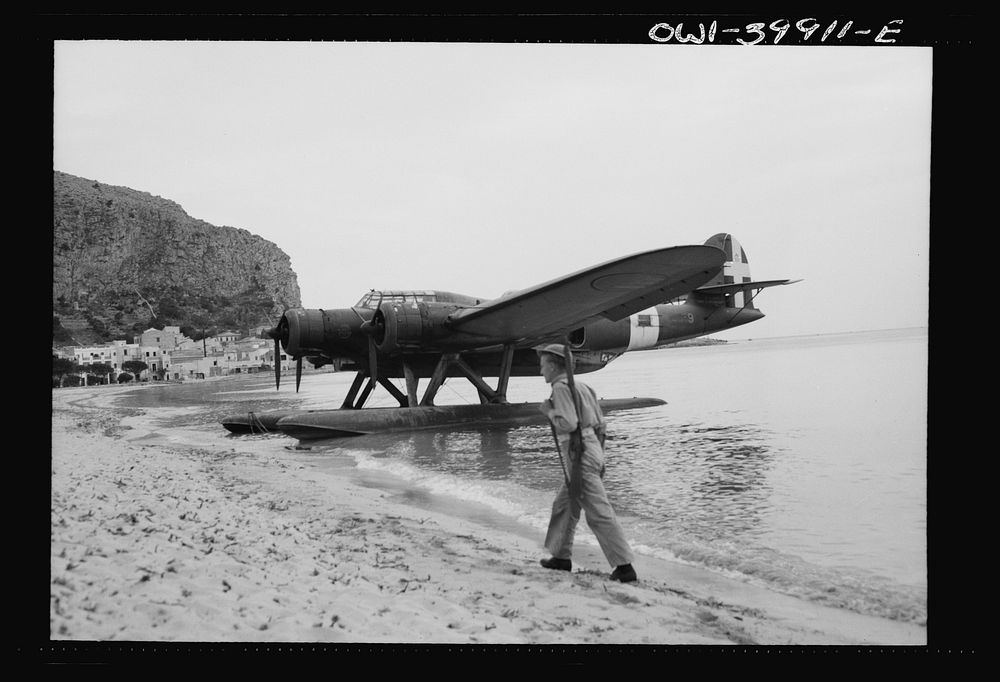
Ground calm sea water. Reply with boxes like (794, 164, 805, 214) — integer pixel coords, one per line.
(117, 327, 927, 624)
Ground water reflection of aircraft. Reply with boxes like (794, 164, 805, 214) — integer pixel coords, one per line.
(224, 234, 797, 438)
(391, 428, 516, 479)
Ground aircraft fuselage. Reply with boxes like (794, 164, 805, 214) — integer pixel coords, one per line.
(571, 298, 764, 353)
(276, 294, 763, 380)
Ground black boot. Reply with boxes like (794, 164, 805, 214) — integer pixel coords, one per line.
(609, 563, 637, 583)
(540, 557, 572, 571)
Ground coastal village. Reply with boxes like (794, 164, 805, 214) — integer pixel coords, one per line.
(52, 325, 296, 384)
(53, 323, 729, 386)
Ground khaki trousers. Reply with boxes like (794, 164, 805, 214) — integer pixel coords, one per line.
(544, 431, 634, 568)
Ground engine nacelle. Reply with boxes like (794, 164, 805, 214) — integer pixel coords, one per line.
(280, 308, 329, 357)
(568, 317, 632, 352)
(373, 301, 454, 354)
(279, 308, 365, 358)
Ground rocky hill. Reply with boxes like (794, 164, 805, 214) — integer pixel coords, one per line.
(53, 171, 301, 346)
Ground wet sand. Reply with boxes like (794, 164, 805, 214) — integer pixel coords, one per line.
(49, 383, 926, 647)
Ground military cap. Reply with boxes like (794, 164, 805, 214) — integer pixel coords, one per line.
(535, 343, 570, 359)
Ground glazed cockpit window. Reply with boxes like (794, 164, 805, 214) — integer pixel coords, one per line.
(354, 291, 437, 309)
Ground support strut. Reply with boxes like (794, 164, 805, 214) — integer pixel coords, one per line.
(343, 347, 519, 409)
(419, 355, 453, 407)
(341, 372, 367, 409)
(704, 288, 765, 324)
(497, 344, 515, 397)
(403, 363, 419, 407)
(727, 287, 764, 323)
(342, 370, 410, 409)
(419, 349, 514, 407)
(377, 377, 410, 408)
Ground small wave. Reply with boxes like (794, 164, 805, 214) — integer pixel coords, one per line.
(658, 535, 927, 625)
(350, 450, 549, 529)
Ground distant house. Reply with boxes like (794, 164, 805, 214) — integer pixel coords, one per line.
(174, 336, 202, 353)
(53, 346, 78, 361)
(223, 336, 282, 373)
(138, 345, 169, 376)
(68, 340, 134, 372)
(134, 325, 185, 349)
(168, 349, 225, 380)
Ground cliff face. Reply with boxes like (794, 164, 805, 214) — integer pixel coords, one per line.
(53, 171, 301, 345)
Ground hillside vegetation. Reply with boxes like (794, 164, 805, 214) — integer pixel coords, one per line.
(53, 171, 301, 345)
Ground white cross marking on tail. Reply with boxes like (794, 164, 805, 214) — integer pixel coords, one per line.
(725, 243, 752, 308)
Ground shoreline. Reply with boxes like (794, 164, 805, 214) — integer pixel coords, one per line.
(49, 383, 926, 646)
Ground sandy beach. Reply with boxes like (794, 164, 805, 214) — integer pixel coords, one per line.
(48, 382, 927, 649)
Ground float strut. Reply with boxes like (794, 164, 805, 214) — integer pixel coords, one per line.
(496, 344, 515, 399)
(341, 372, 366, 409)
(403, 363, 419, 407)
(420, 355, 452, 406)
(378, 377, 410, 408)
(452, 355, 505, 404)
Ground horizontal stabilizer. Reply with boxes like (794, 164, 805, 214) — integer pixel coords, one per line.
(694, 278, 801, 296)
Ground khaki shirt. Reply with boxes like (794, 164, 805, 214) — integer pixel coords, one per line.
(546, 374, 606, 437)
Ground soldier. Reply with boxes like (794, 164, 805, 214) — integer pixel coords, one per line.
(536, 344, 637, 583)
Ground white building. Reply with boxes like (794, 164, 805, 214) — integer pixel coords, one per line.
(216, 330, 241, 344)
(137, 345, 170, 376)
(134, 325, 185, 349)
(69, 340, 136, 372)
(56, 326, 298, 383)
(56, 339, 153, 382)
(168, 349, 223, 380)
(222, 336, 291, 374)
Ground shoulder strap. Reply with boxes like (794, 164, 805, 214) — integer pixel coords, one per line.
(560, 372, 585, 439)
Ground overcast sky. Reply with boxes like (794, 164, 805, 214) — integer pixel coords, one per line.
(53, 41, 931, 339)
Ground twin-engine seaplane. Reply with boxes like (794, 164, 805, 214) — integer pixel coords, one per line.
(222, 233, 797, 439)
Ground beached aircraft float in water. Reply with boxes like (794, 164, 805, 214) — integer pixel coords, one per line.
(222, 234, 798, 439)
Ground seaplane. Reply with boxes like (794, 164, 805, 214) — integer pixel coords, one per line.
(222, 233, 798, 440)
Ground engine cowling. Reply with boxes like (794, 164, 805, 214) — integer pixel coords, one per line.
(373, 301, 453, 354)
(278, 309, 327, 357)
(278, 308, 363, 357)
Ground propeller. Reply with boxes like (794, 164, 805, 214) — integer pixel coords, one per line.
(263, 316, 290, 391)
(295, 357, 303, 392)
(275, 335, 281, 390)
(359, 290, 385, 394)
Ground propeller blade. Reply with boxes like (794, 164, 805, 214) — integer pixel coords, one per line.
(355, 291, 385, 401)
(295, 357, 302, 392)
(368, 336, 379, 385)
(360, 290, 385, 381)
(359, 291, 385, 337)
(274, 337, 281, 391)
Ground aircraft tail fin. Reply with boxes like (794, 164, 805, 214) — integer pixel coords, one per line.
(699, 233, 755, 309)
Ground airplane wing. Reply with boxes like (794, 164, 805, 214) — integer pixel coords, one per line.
(693, 278, 802, 296)
(447, 245, 725, 343)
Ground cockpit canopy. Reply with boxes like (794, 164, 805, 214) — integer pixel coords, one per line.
(354, 290, 484, 309)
